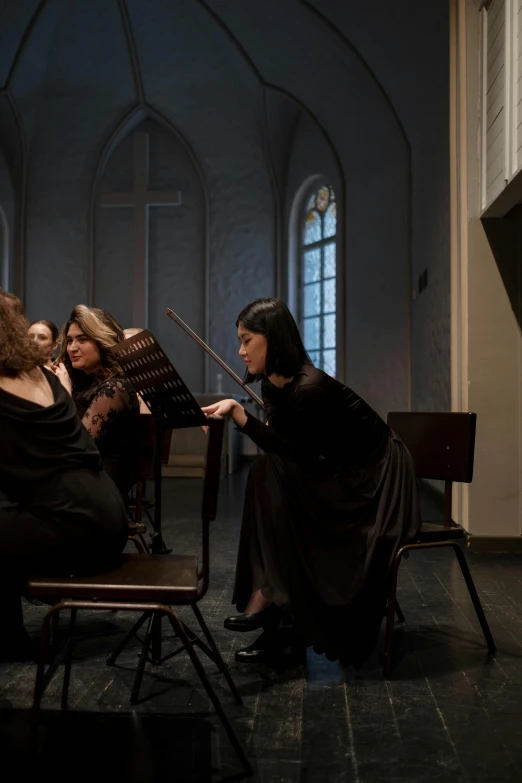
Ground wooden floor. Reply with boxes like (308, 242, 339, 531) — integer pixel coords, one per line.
(1, 469, 522, 782)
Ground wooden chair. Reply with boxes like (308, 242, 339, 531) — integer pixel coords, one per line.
(384, 412, 496, 677)
(27, 418, 252, 777)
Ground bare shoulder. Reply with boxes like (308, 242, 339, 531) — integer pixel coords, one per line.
(0, 366, 55, 407)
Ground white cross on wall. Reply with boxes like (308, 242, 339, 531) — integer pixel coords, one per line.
(101, 132, 182, 327)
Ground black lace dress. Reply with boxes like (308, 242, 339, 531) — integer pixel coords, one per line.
(73, 373, 140, 497)
(234, 365, 421, 665)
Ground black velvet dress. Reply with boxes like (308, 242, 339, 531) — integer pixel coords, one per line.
(0, 369, 129, 649)
(73, 373, 139, 497)
(234, 364, 421, 664)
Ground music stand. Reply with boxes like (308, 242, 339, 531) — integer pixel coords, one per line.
(111, 330, 206, 553)
(110, 330, 207, 665)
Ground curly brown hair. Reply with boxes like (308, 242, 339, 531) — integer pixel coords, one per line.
(54, 305, 125, 390)
(0, 290, 44, 377)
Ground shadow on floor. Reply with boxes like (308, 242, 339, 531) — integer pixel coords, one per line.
(0, 708, 212, 783)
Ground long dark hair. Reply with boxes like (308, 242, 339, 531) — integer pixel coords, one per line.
(236, 298, 311, 383)
(29, 319, 59, 343)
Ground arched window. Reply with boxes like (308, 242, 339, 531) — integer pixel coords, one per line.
(301, 184, 337, 376)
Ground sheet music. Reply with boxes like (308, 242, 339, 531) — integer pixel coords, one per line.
(110, 330, 207, 429)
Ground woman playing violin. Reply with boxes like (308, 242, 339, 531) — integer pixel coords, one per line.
(202, 298, 421, 666)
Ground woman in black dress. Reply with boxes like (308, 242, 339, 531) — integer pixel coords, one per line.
(0, 292, 128, 661)
(52, 305, 139, 498)
(202, 298, 421, 666)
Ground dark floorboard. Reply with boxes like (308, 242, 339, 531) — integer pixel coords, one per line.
(1, 468, 522, 781)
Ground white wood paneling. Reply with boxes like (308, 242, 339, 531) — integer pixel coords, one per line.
(515, 0, 522, 168)
(484, 0, 507, 207)
(479, 0, 522, 210)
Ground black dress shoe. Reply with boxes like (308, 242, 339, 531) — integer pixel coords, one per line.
(235, 645, 267, 663)
(235, 628, 305, 664)
(234, 629, 279, 663)
(224, 602, 281, 632)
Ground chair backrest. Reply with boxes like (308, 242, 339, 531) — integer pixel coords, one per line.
(201, 417, 225, 522)
(387, 412, 477, 483)
(161, 428, 173, 465)
(134, 414, 156, 480)
(132, 415, 173, 482)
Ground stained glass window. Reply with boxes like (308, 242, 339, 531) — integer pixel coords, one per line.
(301, 185, 337, 376)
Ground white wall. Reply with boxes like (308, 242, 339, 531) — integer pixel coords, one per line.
(449, 0, 522, 539)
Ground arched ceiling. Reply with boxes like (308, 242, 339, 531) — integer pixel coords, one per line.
(0, 0, 42, 88)
(0, 0, 423, 413)
(0, 0, 408, 157)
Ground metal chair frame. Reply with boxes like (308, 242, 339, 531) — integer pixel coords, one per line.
(384, 411, 496, 677)
(27, 418, 252, 777)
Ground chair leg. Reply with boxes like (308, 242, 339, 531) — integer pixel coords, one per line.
(130, 613, 154, 705)
(138, 533, 150, 554)
(33, 605, 61, 713)
(106, 611, 150, 666)
(31, 602, 66, 750)
(61, 608, 77, 710)
(128, 535, 147, 554)
(49, 609, 61, 656)
(191, 603, 242, 705)
(451, 543, 496, 654)
(395, 600, 405, 624)
(384, 548, 405, 678)
(165, 609, 252, 777)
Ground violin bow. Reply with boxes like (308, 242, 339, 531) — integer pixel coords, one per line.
(166, 308, 265, 409)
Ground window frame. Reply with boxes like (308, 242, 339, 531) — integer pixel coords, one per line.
(299, 184, 337, 376)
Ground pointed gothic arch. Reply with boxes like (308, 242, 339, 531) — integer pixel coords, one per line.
(89, 106, 210, 391)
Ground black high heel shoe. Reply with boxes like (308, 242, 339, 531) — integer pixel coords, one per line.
(224, 601, 281, 632)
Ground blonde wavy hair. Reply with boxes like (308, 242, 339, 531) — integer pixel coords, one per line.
(55, 305, 124, 388)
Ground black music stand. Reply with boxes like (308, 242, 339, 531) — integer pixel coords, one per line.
(111, 330, 206, 553)
(109, 330, 207, 668)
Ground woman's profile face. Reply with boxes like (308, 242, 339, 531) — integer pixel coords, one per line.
(28, 323, 56, 363)
(66, 322, 101, 374)
(238, 325, 267, 375)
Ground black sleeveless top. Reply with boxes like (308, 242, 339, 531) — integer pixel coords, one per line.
(0, 368, 128, 540)
(0, 368, 102, 500)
